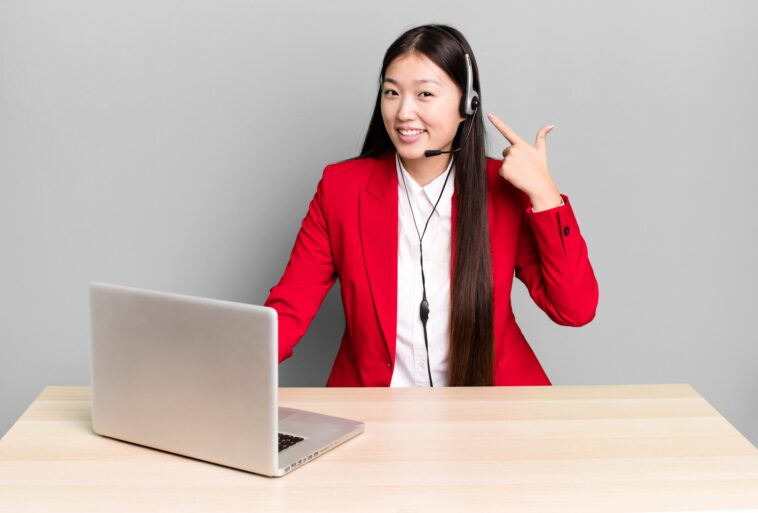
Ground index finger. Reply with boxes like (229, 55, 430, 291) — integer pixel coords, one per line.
(487, 112, 526, 146)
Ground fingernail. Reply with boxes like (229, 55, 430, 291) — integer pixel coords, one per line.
(546, 125, 555, 133)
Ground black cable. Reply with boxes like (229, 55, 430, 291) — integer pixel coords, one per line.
(398, 153, 454, 387)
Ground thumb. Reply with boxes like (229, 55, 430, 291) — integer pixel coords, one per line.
(535, 125, 555, 154)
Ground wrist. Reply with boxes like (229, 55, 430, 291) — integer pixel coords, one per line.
(529, 188, 563, 212)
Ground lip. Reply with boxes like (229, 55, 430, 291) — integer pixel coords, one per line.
(396, 128, 426, 144)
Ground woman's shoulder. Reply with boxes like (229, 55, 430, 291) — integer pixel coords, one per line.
(484, 155, 503, 175)
(484, 154, 505, 187)
(324, 154, 383, 174)
(318, 152, 395, 191)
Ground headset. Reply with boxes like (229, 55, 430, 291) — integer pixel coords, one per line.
(424, 26, 480, 157)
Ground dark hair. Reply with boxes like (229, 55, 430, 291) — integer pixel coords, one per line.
(358, 24, 494, 386)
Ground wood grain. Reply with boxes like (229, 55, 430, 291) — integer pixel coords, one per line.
(1, 384, 756, 512)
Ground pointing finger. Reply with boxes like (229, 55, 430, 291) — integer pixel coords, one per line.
(487, 112, 526, 146)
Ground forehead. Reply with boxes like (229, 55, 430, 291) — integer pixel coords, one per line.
(383, 52, 455, 87)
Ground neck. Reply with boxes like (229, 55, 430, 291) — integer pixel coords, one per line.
(399, 153, 453, 187)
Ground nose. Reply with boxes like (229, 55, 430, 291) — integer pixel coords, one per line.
(397, 95, 418, 121)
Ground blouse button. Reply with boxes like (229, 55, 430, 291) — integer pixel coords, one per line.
(563, 226, 570, 236)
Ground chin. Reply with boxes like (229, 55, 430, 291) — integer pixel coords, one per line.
(395, 146, 426, 161)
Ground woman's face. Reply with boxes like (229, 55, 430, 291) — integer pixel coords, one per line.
(381, 52, 465, 162)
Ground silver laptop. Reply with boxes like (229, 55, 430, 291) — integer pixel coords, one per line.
(89, 281, 364, 477)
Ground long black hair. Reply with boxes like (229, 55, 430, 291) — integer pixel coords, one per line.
(358, 24, 494, 386)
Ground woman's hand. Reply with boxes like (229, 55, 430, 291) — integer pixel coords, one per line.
(487, 112, 563, 212)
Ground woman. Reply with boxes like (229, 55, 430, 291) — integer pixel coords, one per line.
(264, 24, 598, 387)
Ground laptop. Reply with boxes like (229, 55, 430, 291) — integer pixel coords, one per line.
(89, 281, 364, 477)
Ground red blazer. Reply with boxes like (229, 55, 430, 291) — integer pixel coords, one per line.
(264, 149, 598, 386)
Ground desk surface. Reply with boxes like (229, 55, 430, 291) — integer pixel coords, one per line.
(1, 384, 757, 512)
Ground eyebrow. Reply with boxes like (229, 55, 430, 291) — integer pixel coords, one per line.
(382, 77, 441, 86)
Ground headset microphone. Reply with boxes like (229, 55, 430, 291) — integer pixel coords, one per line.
(424, 53, 480, 158)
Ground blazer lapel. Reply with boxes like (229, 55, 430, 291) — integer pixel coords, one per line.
(359, 150, 399, 364)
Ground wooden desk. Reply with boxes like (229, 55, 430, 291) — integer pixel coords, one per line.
(1, 385, 757, 512)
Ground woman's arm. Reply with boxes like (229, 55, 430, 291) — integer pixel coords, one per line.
(263, 166, 338, 362)
(485, 113, 598, 325)
(514, 193, 599, 326)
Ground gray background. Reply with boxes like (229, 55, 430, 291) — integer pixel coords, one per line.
(1, 0, 756, 446)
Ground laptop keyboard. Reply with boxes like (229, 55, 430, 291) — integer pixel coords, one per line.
(278, 433, 304, 452)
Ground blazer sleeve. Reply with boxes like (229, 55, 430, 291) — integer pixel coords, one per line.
(514, 193, 599, 326)
(263, 166, 338, 363)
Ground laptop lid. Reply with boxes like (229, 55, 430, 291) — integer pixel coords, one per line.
(89, 281, 279, 475)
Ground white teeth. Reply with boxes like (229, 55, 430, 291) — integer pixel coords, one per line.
(399, 129, 424, 136)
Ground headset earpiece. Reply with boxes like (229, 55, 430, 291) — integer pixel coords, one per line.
(462, 54, 480, 117)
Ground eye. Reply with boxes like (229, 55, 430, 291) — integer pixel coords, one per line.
(420, 91, 433, 97)
(383, 89, 398, 96)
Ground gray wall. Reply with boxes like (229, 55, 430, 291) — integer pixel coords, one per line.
(2, 0, 756, 447)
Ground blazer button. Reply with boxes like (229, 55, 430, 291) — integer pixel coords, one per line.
(563, 226, 570, 236)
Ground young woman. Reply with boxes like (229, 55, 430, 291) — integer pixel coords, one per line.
(264, 24, 598, 387)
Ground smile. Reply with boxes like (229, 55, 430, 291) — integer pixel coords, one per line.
(396, 129, 426, 143)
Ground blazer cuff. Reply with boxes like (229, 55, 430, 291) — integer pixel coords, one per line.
(525, 194, 579, 248)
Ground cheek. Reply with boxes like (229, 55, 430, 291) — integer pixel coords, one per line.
(444, 101, 462, 123)
(380, 104, 395, 133)
(428, 116, 460, 137)
(427, 101, 461, 131)
(380, 100, 393, 120)
(447, 108, 465, 133)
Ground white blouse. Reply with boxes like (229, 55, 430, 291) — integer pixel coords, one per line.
(391, 153, 455, 387)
